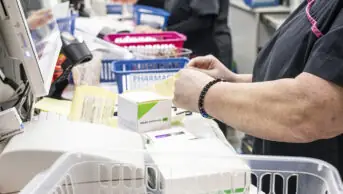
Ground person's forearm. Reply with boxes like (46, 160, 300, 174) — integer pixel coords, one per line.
(234, 74, 252, 83)
(204, 77, 338, 143)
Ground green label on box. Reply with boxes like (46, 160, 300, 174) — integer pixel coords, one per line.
(138, 101, 158, 119)
(224, 188, 245, 194)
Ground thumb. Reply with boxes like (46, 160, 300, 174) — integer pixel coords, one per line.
(186, 56, 212, 69)
(34, 9, 51, 16)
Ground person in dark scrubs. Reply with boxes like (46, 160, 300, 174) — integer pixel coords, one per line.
(173, 0, 343, 188)
(136, 0, 164, 9)
(164, 0, 232, 69)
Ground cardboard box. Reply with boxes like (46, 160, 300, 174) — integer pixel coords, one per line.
(118, 92, 171, 132)
(146, 138, 251, 194)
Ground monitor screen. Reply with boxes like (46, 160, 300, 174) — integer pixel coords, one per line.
(0, 0, 62, 97)
(22, 4, 53, 54)
(22, 0, 60, 68)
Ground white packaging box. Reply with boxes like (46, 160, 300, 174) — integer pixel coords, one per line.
(146, 138, 251, 194)
(118, 91, 172, 132)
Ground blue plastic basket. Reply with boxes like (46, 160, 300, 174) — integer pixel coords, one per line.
(113, 58, 188, 93)
(106, 4, 123, 14)
(133, 5, 170, 29)
(56, 14, 78, 35)
(69, 59, 117, 84)
(101, 59, 117, 82)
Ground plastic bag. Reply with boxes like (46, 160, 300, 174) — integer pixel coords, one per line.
(71, 51, 102, 86)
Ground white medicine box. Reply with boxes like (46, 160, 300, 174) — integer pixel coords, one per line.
(118, 91, 172, 132)
(146, 138, 251, 194)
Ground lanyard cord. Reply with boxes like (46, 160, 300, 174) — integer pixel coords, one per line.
(0, 69, 19, 91)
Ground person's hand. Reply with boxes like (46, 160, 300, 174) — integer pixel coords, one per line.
(187, 55, 238, 82)
(110, 0, 137, 4)
(27, 9, 53, 30)
(173, 69, 214, 112)
(134, 25, 162, 33)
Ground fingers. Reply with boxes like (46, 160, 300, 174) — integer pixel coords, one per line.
(27, 15, 52, 29)
(186, 56, 208, 69)
(186, 55, 217, 69)
(33, 9, 52, 16)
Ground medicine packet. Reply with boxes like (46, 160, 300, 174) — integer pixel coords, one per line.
(69, 85, 117, 127)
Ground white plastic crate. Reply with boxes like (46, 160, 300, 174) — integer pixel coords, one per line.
(19, 151, 343, 194)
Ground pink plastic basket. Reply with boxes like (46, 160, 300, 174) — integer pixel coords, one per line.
(103, 32, 187, 48)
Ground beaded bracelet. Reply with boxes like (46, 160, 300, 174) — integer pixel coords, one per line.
(198, 79, 223, 119)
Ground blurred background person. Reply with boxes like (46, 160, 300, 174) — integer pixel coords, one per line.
(27, 9, 53, 30)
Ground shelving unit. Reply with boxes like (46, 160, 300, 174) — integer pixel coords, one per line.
(230, 0, 290, 13)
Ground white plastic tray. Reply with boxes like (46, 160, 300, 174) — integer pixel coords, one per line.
(20, 151, 343, 194)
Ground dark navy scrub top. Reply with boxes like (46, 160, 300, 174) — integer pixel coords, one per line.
(252, 0, 343, 179)
(164, 0, 233, 68)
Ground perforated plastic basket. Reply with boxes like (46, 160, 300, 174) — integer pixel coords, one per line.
(56, 14, 78, 35)
(103, 32, 187, 48)
(101, 59, 116, 82)
(69, 60, 116, 84)
(106, 4, 122, 14)
(133, 48, 193, 59)
(20, 152, 343, 194)
(113, 58, 188, 93)
(133, 5, 170, 29)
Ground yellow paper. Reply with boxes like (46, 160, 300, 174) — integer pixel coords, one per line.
(69, 85, 118, 126)
(152, 76, 176, 97)
(35, 98, 72, 116)
(108, 117, 118, 128)
(125, 75, 177, 98)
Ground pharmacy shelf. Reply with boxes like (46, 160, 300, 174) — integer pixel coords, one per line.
(230, 0, 291, 14)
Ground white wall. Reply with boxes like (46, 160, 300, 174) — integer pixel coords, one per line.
(228, 6, 257, 74)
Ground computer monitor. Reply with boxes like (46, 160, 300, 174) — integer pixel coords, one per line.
(0, 0, 62, 97)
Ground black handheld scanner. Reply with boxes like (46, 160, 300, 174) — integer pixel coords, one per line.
(61, 31, 92, 67)
(48, 32, 93, 99)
